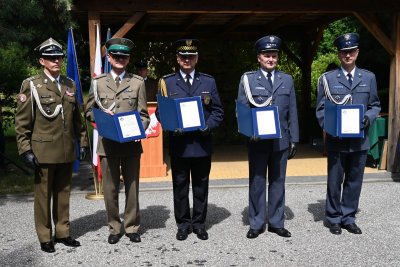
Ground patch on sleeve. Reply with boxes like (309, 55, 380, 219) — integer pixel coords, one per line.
(18, 94, 27, 103)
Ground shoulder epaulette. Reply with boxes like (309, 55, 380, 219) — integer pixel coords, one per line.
(163, 73, 175, 79)
(131, 74, 144, 81)
(357, 68, 373, 75)
(199, 72, 213, 78)
(25, 75, 40, 82)
(244, 71, 256, 75)
(94, 73, 107, 79)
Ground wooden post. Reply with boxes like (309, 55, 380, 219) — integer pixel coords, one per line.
(88, 11, 100, 77)
(387, 13, 400, 172)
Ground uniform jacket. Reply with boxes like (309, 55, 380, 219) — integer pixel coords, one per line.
(86, 72, 150, 157)
(15, 71, 88, 164)
(316, 67, 381, 152)
(160, 71, 224, 158)
(237, 69, 299, 151)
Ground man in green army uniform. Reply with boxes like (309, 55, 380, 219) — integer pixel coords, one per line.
(86, 37, 150, 244)
(15, 38, 88, 253)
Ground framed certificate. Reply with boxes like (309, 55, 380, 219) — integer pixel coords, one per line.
(324, 100, 364, 138)
(93, 108, 146, 143)
(236, 101, 281, 139)
(157, 95, 206, 132)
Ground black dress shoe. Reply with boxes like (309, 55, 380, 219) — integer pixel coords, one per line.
(246, 228, 264, 239)
(342, 223, 362, 234)
(40, 241, 55, 253)
(108, 234, 122, 244)
(324, 222, 342, 235)
(176, 229, 190, 241)
(126, 233, 141, 243)
(268, 227, 292, 238)
(55, 236, 81, 247)
(193, 228, 208, 240)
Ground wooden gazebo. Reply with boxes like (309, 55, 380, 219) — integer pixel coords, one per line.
(71, 0, 400, 172)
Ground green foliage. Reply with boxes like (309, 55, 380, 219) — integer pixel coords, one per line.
(0, 0, 73, 130)
(317, 17, 360, 56)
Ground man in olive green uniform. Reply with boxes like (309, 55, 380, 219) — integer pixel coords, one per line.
(15, 38, 88, 253)
(86, 38, 150, 244)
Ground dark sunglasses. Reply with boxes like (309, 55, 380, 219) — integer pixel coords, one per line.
(111, 54, 130, 60)
(43, 56, 63, 61)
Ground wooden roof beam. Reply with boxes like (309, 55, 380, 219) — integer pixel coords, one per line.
(183, 13, 204, 32)
(223, 13, 254, 33)
(101, 11, 146, 56)
(354, 12, 395, 56)
(265, 13, 304, 32)
(281, 43, 302, 68)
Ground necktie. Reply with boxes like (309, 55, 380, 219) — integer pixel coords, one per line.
(185, 74, 192, 88)
(115, 76, 121, 88)
(267, 72, 273, 88)
(347, 73, 352, 87)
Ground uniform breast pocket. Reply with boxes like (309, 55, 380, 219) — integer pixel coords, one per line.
(122, 93, 138, 107)
(39, 97, 58, 115)
(331, 88, 350, 103)
(275, 89, 290, 105)
(354, 86, 370, 104)
(99, 93, 114, 108)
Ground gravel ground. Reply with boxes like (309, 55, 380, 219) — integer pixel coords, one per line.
(0, 180, 399, 267)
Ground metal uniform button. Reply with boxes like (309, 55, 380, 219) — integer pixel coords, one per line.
(116, 104, 120, 108)
(128, 99, 133, 106)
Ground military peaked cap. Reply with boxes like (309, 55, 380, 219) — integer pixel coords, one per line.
(334, 33, 359, 51)
(35, 38, 64, 57)
(175, 39, 199, 55)
(106, 38, 134, 56)
(255, 35, 282, 53)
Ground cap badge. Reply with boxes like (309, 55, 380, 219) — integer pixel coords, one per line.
(345, 34, 350, 40)
(186, 40, 192, 46)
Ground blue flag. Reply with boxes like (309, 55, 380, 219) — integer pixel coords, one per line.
(67, 28, 83, 172)
(67, 28, 84, 106)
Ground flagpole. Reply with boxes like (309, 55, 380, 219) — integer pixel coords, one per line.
(69, 27, 103, 200)
(84, 24, 104, 200)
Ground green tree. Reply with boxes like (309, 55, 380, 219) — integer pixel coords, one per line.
(0, 0, 73, 129)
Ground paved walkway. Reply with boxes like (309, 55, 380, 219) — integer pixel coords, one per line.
(1, 181, 399, 266)
(1, 144, 397, 266)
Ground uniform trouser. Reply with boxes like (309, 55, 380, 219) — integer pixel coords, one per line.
(170, 156, 211, 230)
(100, 155, 140, 235)
(326, 150, 367, 225)
(248, 148, 288, 231)
(34, 163, 73, 243)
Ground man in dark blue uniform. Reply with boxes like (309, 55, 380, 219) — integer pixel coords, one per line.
(237, 35, 299, 239)
(158, 39, 224, 241)
(316, 33, 381, 235)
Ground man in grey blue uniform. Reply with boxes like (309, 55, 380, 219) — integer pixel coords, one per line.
(316, 33, 381, 235)
(237, 35, 299, 239)
(158, 39, 224, 241)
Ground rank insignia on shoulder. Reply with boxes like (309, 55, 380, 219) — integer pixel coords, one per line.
(44, 79, 48, 84)
(36, 84, 42, 88)
(18, 94, 27, 103)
